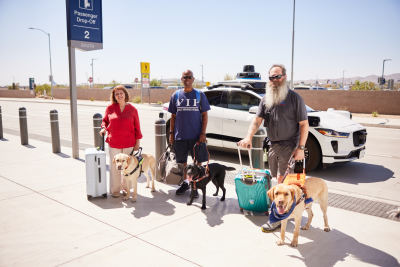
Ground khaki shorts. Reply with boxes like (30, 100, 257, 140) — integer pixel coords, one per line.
(268, 143, 296, 178)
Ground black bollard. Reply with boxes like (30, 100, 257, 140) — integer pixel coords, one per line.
(251, 128, 266, 169)
(93, 113, 104, 150)
(0, 106, 3, 139)
(19, 107, 28, 145)
(155, 112, 166, 181)
(50, 110, 61, 153)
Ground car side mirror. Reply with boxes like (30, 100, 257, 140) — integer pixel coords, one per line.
(249, 106, 258, 114)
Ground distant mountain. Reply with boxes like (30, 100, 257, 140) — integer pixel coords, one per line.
(295, 73, 400, 85)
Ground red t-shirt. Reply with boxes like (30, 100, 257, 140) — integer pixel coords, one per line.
(101, 103, 143, 148)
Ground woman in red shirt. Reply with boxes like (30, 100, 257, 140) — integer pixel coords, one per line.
(100, 85, 142, 197)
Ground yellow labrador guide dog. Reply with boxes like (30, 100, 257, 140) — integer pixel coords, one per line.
(267, 177, 330, 247)
(113, 150, 156, 202)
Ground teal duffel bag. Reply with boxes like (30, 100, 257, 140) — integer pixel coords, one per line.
(235, 148, 272, 214)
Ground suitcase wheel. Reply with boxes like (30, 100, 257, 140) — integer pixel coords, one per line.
(240, 208, 244, 213)
(87, 195, 92, 200)
(264, 211, 269, 216)
(102, 193, 107, 198)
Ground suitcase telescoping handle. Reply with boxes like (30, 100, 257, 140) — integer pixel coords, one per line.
(237, 146, 256, 182)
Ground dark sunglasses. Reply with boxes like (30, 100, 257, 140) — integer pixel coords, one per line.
(182, 76, 193, 80)
(269, 75, 283, 81)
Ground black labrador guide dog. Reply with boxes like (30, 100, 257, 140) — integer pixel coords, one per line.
(185, 163, 235, 209)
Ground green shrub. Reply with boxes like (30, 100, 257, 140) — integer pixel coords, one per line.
(157, 101, 163, 105)
(132, 96, 141, 103)
(35, 84, 51, 95)
(89, 97, 95, 101)
(372, 111, 379, 117)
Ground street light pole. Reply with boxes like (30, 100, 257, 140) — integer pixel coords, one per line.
(28, 27, 53, 99)
(201, 64, 204, 85)
(381, 58, 392, 89)
(290, 0, 296, 90)
(90, 58, 96, 88)
(342, 70, 345, 88)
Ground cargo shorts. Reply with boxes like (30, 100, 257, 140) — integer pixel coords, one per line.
(267, 142, 297, 178)
(174, 139, 209, 164)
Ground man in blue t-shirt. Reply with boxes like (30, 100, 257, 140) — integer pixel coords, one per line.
(168, 69, 211, 196)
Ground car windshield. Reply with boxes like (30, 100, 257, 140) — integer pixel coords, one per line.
(257, 93, 316, 112)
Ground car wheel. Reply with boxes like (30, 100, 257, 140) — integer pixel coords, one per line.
(305, 136, 321, 172)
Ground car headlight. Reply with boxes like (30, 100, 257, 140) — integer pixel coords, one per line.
(316, 128, 350, 138)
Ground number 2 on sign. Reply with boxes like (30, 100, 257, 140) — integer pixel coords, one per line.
(84, 31, 90, 39)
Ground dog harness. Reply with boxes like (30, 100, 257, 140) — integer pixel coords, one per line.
(190, 165, 210, 190)
(124, 147, 144, 176)
(123, 157, 144, 176)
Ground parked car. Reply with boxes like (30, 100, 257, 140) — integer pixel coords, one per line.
(150, 86, 166, 89)
(104, 84, 134, 90)
(167, 86, 184, 90)
(293, 85, 311, 90)
(310, 86, 327, 90)
(161, 66, 367, 171)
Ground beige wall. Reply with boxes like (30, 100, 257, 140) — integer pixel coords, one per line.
(1, 88, 400, 115)
(295, 90, 400, 115)
(52, 88, 175, 104)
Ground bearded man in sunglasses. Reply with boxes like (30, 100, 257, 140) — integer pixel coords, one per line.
(238, 64, 309, 232)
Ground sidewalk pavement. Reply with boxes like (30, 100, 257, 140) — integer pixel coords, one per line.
(1, 133, 399, 266)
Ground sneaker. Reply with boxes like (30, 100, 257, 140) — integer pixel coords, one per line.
(176, 182, 189, 195)
(192, 189, 199, 199)
(261, 221, 281, 233)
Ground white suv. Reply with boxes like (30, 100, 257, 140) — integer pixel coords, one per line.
(162, 67, 367, 171)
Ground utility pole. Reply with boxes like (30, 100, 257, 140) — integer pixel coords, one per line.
(90, 58, 96, 88)
(342, 70, 345, 88)
(381, 59, 391, 89)
(201, 64, 204, 85)
(290, 0, 296, 89)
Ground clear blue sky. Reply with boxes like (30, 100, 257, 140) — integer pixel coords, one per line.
(0, 0, 399, 86)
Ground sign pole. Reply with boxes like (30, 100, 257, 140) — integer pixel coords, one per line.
(141, 75, 143, 104)
(68, 45, 79, 159)
(66, 0, 103, 159)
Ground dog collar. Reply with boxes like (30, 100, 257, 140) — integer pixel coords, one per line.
(269, 196, 297, 224)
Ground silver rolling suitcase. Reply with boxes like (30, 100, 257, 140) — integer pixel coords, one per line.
(85, 147, 107, 200)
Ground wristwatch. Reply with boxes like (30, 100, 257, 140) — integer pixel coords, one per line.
(298, 145, 305, 150)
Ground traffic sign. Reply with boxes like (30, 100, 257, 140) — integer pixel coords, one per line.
(141, 62, 150, 74)
(88, 77, 93, 83)
(66, 0, 103, 51)
(29, 78, 35, 90)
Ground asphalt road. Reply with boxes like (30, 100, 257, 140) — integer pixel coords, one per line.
(1, 99, 399, 205)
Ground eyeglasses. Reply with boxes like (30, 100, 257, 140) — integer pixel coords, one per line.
(115, 92, 125, 96)
(269, 75, 283, 81)
(182, 76, 193, 80)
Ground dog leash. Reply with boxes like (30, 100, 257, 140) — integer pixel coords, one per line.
(281, 155, 305, 183)
(193, 142, 210, 174)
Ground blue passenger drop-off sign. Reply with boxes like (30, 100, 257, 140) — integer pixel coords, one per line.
(66, 0, 103, 51)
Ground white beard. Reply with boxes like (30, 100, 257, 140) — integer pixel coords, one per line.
(264, 81, 289, 110)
